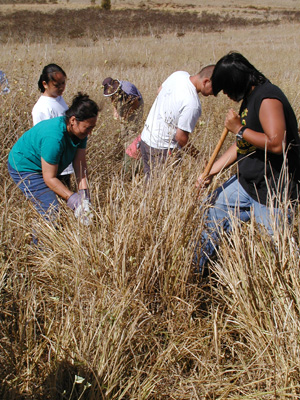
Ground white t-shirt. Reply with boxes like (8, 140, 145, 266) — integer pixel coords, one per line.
(32, 95, 74, 175)
(32, 95, 68, 125)
(141, 71, 202, 150)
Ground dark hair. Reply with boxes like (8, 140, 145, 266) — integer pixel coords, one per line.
(211, 52, 267, 101)
(65, 92, 99, 122)
(38, 63, 66, 93)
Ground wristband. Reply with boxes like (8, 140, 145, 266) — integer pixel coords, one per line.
(236, 126, 247, 140)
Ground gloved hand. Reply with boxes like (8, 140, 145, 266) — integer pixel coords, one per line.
(67, 192, 82, 211)
(67, 189, 90, 209)
(67, 191, 93, 226)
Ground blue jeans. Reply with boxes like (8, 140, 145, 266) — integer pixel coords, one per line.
(8, 161, 59, 220)
(194, 175, 288, 271)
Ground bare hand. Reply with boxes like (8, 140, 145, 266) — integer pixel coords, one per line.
(195, 173, 212, 189)
(113, 109, 119, 120)
(225, 108, 242, 134)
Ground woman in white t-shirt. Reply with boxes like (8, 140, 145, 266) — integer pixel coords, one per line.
(32, 63, 74, 187)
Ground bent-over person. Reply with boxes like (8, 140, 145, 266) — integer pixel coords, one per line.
(102, 77, 144, 174)
(194, 52, 300, 272)
(8, 93, 99, 240)
(140, 65, 215, 180)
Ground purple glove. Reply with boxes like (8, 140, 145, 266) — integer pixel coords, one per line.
(67, 192, 82, 211)
(67, 189, 90, 211)
(67, 191, 93, 226)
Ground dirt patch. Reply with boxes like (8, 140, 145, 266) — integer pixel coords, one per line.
(0, 7, 292, 43)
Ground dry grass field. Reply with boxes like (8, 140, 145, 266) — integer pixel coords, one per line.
(1, 1, 300, 399)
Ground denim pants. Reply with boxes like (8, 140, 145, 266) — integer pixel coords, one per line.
(194, 175, 287, 271)
(8, 161, 59, 220)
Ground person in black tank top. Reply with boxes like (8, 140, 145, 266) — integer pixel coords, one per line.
(193, 52, 300, 272)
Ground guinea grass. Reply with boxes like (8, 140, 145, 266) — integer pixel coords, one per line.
(1, 12, 300, 400)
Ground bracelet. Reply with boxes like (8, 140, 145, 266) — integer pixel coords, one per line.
(236, 126, 247, 140)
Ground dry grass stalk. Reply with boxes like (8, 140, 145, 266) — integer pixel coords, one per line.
(1, 4, 300, 399)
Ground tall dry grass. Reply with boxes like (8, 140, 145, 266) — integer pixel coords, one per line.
(1, 12, 300, 399)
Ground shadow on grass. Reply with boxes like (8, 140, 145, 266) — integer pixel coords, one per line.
(0, 359, 106, 400)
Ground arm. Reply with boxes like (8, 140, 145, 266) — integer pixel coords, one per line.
(112, 105, 119, 120)
(175, 128, 189, 148)
(73, 148, 88, 190)
(175, 128, 201, 158)
(226, 99, 286, 154)
(41, 158, 73, 200)
(196, 143, 237, 188)
(207, 143, 237, 176)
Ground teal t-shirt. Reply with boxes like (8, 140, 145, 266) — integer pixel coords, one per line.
(8, 117, 87, 174)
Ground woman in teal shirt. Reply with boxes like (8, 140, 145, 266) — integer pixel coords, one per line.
(8, 92, 99, 223)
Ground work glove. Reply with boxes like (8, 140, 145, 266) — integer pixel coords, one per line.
(67, 190, 93, 226)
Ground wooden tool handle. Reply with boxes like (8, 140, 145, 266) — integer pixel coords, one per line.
(202, 127, 229, 179)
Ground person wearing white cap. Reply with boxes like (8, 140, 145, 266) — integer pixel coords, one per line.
(102, 77, 144, 174)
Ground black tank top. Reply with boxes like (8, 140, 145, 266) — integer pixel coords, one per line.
(237, 81, 300, 205)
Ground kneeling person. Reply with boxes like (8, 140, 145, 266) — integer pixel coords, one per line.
(8, 93, 99, 227)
